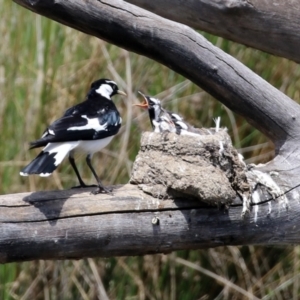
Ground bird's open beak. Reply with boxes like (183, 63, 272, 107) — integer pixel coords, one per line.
(134, 91, 149, 109)
(117, 90, 127, 96)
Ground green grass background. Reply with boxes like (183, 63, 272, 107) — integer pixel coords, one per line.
(1, 1, 300, 299)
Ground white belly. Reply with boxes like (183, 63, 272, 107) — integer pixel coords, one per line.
(75, 136, 114, 155)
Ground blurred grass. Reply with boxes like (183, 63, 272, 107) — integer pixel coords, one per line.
(1, 1, 300, 299)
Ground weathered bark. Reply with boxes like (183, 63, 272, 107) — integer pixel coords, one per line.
(13, 0, 300, 151)
(0, 132, 295, 263)
(0, 183, 295, 264)
(127, 0, 300, 63)
(8, 0, 300, 261)
(12, 0, 300, 196)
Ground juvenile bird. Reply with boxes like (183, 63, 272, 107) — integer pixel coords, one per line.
(136, 91, 201, 136)
(20, 78, 126, 194)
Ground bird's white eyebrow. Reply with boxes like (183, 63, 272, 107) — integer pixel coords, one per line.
(105, 80, 117, 85)
(149, 98, 160, 104)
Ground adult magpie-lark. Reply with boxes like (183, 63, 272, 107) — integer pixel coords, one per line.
(136, 91, 200, 136)
(20, 78, 126, 194)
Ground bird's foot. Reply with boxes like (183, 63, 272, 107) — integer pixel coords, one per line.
(91, 185, 113, 195)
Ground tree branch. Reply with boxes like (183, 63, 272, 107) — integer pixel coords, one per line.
(0, 184, 296, 263)
(126, 0, 300, 63)
(9, 0, 300, 261)
(13, 0, 300, 149)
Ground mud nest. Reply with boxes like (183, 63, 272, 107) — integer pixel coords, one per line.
(130, 129, 249, 207)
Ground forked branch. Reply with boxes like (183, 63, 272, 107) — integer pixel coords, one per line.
(13, 0, 300, 148)
(7, 0, 300, 261)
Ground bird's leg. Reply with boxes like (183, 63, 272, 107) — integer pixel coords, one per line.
(69, 155, 97, 189)
(86, 154, 112, 194)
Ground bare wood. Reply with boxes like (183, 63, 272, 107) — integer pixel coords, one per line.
(127, 0, 300, 63)
(0, 132, 296, 263)
(0, 183, 296, 263)
(13, 0, 300, 149)
(8, 0, 300, 262)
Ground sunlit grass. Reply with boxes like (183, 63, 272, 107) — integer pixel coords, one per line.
(1, 0, 300, 299)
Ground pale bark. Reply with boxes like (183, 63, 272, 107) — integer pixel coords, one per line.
(7, 0, 300, 262)
(13, 0, 300, 148)
(127, 0, 300, 63)
(0, 184, 293, 263)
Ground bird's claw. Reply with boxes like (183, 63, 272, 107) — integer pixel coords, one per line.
(91, 186, 113, 195)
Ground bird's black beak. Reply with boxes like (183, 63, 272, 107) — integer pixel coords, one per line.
(134, 91, 149, 109)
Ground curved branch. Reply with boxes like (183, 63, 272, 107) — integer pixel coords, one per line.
(127, 0, 300, 63)
(8, 1, 300, 262)
(13, 0, 300, 149)
(0, 185, 297, 263)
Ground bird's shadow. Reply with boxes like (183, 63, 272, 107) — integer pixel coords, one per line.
(22, 186, 119, 226)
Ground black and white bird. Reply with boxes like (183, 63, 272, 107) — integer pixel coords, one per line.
(20, 78, 126, 194)
(136, 91, 201, 136)
(135, 91, 175, 133)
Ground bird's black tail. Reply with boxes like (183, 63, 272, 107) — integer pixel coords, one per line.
(20, 142, 74, 177)
(20, 151, 59, 177)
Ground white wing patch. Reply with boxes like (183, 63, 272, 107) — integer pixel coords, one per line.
(171, 113, 182, 121)
(176, 121, 188, 130)
(115, 117, 122, 126)
(67, 115, 107, 132)
(41, 128, 55, 138)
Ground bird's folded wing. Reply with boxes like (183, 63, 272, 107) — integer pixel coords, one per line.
(30, 111, 121, 148)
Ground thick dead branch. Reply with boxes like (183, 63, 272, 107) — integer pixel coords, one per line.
(0, 132, 298, 263)
(13, 0, 300, 150)
(8, 0, 300, 261)
(0, 182, 296, 264)
(127, 0, 300, 63)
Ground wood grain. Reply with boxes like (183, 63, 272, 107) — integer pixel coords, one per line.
(12, 0, 300, 147)
(0, 183, 297, 263)
(127, 0, 300, 63)
(8, 0, 300, 262)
